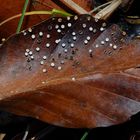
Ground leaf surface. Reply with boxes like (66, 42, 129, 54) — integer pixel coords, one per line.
(0, 15, 140, 128)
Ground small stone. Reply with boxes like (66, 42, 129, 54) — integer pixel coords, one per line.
(93, 29, 97, 33)
(55, 25, 59, 29)
(74, 15, 78, 20)
(95, 18, 98, 22)
(23, 32, 27, 36)
(30, 56, 34, 60)
(105, 38, 109, 42)
(1, 38, 6, 42)
(57, 29, 61, 33)
(113, 45, 117, 49)
(40, 61, 44, 65)
(102, 22, 107, 27)
(43, 56, 47, 60)
(64, 49, 68, 53)
(62, 43, 66, 47)
(26, 49, 30, 52)
(87, 16, 91, 21)
(67, 16, 71, 20)
(47, 34, 51, 38)
(73, 36, 77, 41)
(100, 27, 104, 31)
(28, 28, 32, 32)
(50, 62, 55, 67)
(82, 23, 86, 28)
(84, 40, 88, 45)
(72, 32, 76, 36)
(95, 44, 99, 48)
(70, 43, 74, 48)
(89, 27, 93, 31)
(46, 43, 50, 48)
(55, 39, 61, 44)
(101, 41, 105, 45)
(58, 18, 62, 22)
(72, 77, 76, 81)
(61, 60, 64, 64)
(122, 31, 126, 36)
(36, 47, 40, 52)
(39, 32, 43, 37)
(61, 24, 65, 29)
(68, 23, 72, 27)
(29, 51, 33, 55)
(88, 49, 92, 53)
(31, 34, 35, 39)
(42, 69, 47, 73)
(25, 52, 28, 56)
(87, 36, 91, 41)
(58, 66, 62, 70)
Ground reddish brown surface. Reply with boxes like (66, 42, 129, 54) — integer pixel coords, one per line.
(0, 15, 139, 128)
(0, 0, 67, 41)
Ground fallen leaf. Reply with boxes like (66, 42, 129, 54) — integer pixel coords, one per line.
(0, 15, 139, 128)
(0, 0, 63, 41)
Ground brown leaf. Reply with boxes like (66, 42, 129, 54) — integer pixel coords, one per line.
(0, 15, 140, 128)
(0, 0, 63, 40)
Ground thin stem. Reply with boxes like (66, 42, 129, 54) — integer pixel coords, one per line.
(52, 9, 72, 16)
(80, 132, 88, 140)
(16, 0, 29, 33)
(89, 1, 113, 14)
(0, 10, 72, 28)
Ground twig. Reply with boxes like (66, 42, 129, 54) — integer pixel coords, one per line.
(60, 0, 88, 14)
(89, 1, 113, 14)
(95, 0, 122, 20)
(16, 0, 29, 33)
(22, 125, 30, 140)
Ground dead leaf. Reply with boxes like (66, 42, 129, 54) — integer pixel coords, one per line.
(0, 0, 63, 41)
(0, 15, 139, 128)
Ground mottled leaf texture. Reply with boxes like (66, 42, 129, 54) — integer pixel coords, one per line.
(0, 15, 140, 128)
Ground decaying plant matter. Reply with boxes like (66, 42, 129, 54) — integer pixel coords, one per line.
(0, 14, 139, 128)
